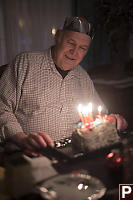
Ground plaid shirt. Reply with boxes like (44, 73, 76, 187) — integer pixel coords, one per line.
(0, 48, 106, 142)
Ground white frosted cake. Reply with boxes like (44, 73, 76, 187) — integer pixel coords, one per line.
(72, 120, 120, 152)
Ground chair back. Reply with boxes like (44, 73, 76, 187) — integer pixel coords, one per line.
(0, 64, 8, 78)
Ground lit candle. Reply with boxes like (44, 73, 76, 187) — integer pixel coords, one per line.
(98, 105, 102, 116)
(87, 103, 93, 122)
(78, 104, 86, 125)
(82, 106, 89, 125)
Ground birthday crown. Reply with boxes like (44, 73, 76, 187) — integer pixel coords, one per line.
(63, 17, 95, 39)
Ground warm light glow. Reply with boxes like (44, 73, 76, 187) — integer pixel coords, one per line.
(78, 103, 93, 115)
(78, 103, 94, 126)
(82, 106, 89, 116)
(84, 185, 88, 190)
(52, 28, 56, 35)
(78, 104, 83, 113)
(18, 18, 24, 29)
(107, 152, 114, 159)
(98, 105, 102, 113)
(77, 183, 88, 191)
(78, 183, 83, 190)
(88, 103, 92, 112)
(39, 186, 48, 193)
(115, 157, 122, 163)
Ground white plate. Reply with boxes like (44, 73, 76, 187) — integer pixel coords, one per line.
(38, 172, 106, 200)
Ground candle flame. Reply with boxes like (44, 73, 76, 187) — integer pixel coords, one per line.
(88, 102, 92, 112)
(98, 105, 102, 113)
(82, 106, 89, 115)
(52, 28, 56, 35)
(78, 104, 83, 113)
(107, 152, 114, 159)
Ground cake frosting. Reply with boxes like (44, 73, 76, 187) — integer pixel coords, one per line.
(72, 120, 120, 152)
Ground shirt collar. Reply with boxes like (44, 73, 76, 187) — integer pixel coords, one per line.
(44, 47, 82, 78)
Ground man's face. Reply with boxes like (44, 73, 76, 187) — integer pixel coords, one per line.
(53, 30, 92, 71)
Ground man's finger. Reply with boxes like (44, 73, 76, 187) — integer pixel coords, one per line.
(116, 115, 128, 131)
(108, 114, 117, 127)
(29, 132, 47, 148)
(37, 131, 55, 147)
(28, 137, 41, 149)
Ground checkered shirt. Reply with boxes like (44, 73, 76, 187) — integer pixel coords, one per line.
(0, 48, 107, 142)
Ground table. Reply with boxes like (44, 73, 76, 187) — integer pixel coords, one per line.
(1, 132, 133, 200)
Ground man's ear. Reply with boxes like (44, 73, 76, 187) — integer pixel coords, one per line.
(54, 29, 63, 44)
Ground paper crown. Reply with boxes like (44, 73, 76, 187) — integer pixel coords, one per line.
(63, 17, 95, 39)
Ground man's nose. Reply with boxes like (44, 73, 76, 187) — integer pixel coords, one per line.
(70, 46, 78, 56)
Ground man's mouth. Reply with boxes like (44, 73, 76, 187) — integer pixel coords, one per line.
(65, 55, 76, 61)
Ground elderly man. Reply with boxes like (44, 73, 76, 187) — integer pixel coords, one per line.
(0, 17, 127, 150)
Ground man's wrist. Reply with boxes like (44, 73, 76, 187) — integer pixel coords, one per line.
(8, 132, 28, 148)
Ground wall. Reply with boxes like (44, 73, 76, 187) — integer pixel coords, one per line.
(0, 0, 72, 65)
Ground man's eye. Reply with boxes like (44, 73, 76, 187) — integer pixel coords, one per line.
(68, 41, 74, 45)
(80, 47, 87, 52)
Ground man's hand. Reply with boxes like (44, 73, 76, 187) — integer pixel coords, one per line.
(107, 114, 128, 131)
(9, 131, 55, 150)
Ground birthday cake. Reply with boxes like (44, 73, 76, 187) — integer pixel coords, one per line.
(72, 119, 121, 152)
